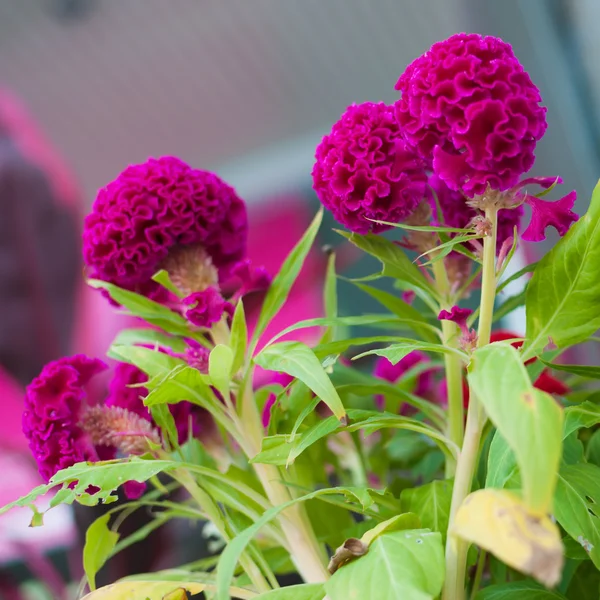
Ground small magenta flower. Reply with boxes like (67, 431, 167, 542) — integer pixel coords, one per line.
(373, 351, 434, 411)
(23, 356, 156, 496)
(83, 157, 248, 298)
(183, 287, 231, 328)
(312, 102, 427, 234)
(438, 306, 477, 350)
(396, 33, 547, 197)
(261, 372, 294, 428)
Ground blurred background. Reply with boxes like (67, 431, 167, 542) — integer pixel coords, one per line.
(0, 0, 599, 597)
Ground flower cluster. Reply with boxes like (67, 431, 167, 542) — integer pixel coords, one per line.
(83, 156, 248, 297)
(395, 33, 547, 197)
(312, 102, 427, 234)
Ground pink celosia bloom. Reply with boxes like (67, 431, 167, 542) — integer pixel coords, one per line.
(437, 306, 473, 335)
(83, 157, 248, 297)
(522, 192, 578, 242)
(312, 102, 427, 234)
(373, 351, 433, 411)
(183, 287, 230, 328)
(396, 33, 547, 197)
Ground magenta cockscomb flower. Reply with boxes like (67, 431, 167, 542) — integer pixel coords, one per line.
(23, 356, 157, 496)
(429, 174, 523, 253)
(261, 372, 294, 428)
(312, 102, 427, 234)
(83, 157, 248, 297)
(373, 351, 434, 411)
(183, 287, 231, 328)
(396, 33, 547, 197)
(438, 305, 477, 350)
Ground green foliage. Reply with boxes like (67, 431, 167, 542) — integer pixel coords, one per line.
(325, 529, 445, 600)
(83, 514, 120, 590)
(255, 585, 326, 599)
(475, 581, 567, 599)
(400, 480, 453, 542)
(524, 180, 600, 359)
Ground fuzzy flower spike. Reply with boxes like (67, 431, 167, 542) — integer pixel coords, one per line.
(83, 156, 249, 299)
(23, 355, 160, 498)
(395, 33, 547, 197)
(312, 102, 427, 234)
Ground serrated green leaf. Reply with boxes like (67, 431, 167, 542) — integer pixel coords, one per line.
(336, 231, 436, 298)
(230, 300, 248, 374)
(325, 529, 444, 600)
(554, 463, 600, 569)
(523, 181, 600, 359)
(400, 480, 452, 542)
(83, 513, 120, 590)
(254, 341, 345, 421)
(251, 209, 323, 350)
(468, 343, 563, 515)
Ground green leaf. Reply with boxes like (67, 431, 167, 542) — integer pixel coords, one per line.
(497, 262, 538, 294)
(151, 269, 183, 297)
(321, 250, 338, 345)
(251, 208, 323, 350)
(83, 513, 120, 590)
(354, 340, 466, 363)
(108, 345, 186, 379)
(325, 529, 444, 600)
(523, 181, 600, 359)
(468, 343, 563, 514)
(0, 458, 176, 518)
(359, 513, 421, 546)
(254, 341, 346, 421)
(351, 282, 439, 342)
(494, 289, 527, 322)
(254, 584, 326, 599)
(485, 431, 518, 490)
(400, 480, 452, 542)
(112, 328, 187, 353)
(476, 580, 567, 599)
(367, 219, 470, 234)
(336, 230, 436, 298)
(564, 402, 600, 438)
(215, 487, 382, 600)
(209, 345, 234, 397)
(88, 279, 190, 335)
(230, 301, 248, 374)
(542, 361, 600, 379)
(554, 463, 600, 569)
(566, 561, 600, 600)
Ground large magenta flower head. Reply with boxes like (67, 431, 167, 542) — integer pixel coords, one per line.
(83, 157, 248, 297)
(22, 355, 158, 489)
(312, 102, 427, 234)
(395, 33, 547, 197)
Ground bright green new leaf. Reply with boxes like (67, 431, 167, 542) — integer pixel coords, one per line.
(475, 581, 567, 599)
(320, 250, 337, 345)
(336, 230, 437, 298)
(563, 402, 600, 438)
(254, 341, 346, 421)
(88, 279, 190, 335)
(151, 269, 183, 297)
(112, 328, 187, 353)
(254, 584, 325, 599)
(251, 208, 323, 350)
(325, 529, 444, 600)
(523, 180, 600, 359)
(83, 514, 120, 590)
(108, 345, 185, 379)
(401, 480, 452, 542)
(468, 343, 563, 515)
(230, 300, 248, 374)
(209, 345, 234, 397)
(354, 340, 466, 364)
(360, 513, 421, 546)
(554, 463, 600, 569)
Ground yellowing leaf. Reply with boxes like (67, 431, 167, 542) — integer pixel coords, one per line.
(452, 489, 563, 588)
(81, 580, 206, 600)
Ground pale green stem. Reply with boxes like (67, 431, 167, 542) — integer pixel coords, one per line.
(432, 259, 464, 476)
(173, 468, 271, 594)
(469, 550, 487, 600)
(238, 374, 329, 583)
(443, 207, 498, 600)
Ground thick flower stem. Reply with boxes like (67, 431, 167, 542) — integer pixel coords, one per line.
(432, 259, 464, 477)
(238, 375, 329, 584)
(173, 468, 271, 594)
(443, 207, 498, 600)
